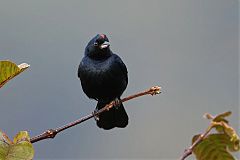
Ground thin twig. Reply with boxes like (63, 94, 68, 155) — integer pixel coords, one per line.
(180, 125, 214, 160)
(30, 86, 161, 143)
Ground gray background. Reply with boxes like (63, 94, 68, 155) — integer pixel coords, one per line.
(0, 0, 238, 159)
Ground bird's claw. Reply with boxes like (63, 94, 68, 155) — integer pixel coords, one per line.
(113, 98, 121, 109)
(92, 109, 99, 121)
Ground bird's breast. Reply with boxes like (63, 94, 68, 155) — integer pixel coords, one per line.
(79, 57, 126, 100)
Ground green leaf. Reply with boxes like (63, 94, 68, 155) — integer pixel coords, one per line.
(193, 134, 236, 160)
(0, 60, 30, 88)
(212, 121, 240, 152)
(192, 111, 240, 160)
(0, 130, 34, 160)
(0, 131, 12, 159)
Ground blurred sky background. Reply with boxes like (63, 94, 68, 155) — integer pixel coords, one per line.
(0, 0, 238, 159)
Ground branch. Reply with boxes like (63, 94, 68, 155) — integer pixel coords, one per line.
(180, 125, 214, 160)
(30, 86, 161, 143)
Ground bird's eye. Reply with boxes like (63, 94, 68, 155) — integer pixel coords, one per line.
(94, 42, 98, 46)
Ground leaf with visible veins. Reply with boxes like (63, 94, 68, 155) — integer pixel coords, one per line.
(0, 131, 34, 160)
(192, 111, 239, 160)
(193, 134, 235, 160)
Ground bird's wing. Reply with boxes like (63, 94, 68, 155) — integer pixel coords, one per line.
(113, 54, 128, 83)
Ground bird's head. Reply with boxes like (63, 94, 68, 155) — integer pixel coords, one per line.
(85, 34, 111, 59)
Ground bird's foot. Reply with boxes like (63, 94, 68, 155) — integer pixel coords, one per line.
(92, 109, 99, 121)
(113, 98, 121, 109)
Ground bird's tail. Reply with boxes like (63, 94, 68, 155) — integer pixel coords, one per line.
(95, 100, 128, 130)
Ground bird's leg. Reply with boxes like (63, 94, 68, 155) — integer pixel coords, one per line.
(113, 98, 121, 109)
(92, 109, 99, 121)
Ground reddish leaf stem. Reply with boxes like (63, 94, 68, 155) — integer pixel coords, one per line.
(180, 125, 214, 160)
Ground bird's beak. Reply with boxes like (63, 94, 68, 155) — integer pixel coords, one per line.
(100, 41, 110, 49)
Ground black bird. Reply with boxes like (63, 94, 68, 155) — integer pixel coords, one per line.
(78, 34, 128, 130)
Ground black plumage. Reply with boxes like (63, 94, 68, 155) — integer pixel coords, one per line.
(78, 34, 128, 130)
